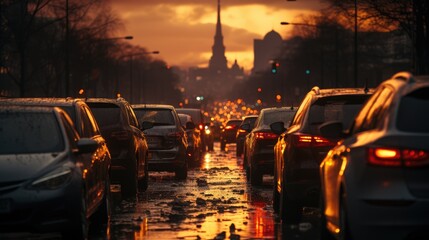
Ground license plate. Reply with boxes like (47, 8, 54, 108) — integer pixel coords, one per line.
(0, 199, 11, 213)
(147, 137, 161, 146)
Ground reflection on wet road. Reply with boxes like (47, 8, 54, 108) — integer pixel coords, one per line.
(108, 142, 321, 240)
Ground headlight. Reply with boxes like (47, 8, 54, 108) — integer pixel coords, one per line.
(205, 129, 211, 135)
(29, 166, 73, 190)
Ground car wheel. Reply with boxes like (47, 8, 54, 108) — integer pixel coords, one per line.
(138, 159, 149, 192)
(220, 141, 226, 151)
(339, 191, 352, 240)
(63, 189, 89, 240)
(122, 158, 137, 198)
(92, 174, 111, 225)
(279, 189, 301, 224)
(250, 165, 262, 185)
(175, 163, 188, 180)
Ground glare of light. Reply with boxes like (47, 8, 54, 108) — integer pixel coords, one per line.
(116, 93, 121, 98)
(78, 89, 84, 95)
(134, 217, 148, 239)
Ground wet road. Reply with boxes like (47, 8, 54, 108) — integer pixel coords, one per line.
(108, 142, 322, 240)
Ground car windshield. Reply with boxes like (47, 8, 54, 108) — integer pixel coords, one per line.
(307, 95, 370, 132)
(397, 87, 429, 133)
(87, 103, 122, 129)
(0, 112, 64, 154)
(135, 109, 175, 126)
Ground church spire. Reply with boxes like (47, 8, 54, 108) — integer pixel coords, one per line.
(209, 0, 228, 73)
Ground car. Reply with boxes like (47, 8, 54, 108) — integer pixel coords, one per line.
(270, 86, 373, 223)
(319, 72, 429, 240)
(85, 98, 150, 197)
(236, 115, 258, 156)
(0, 105, 108, 239)
(243, 107, 296, 185)
(178, 113, 202, 165)
(133, 104, 189, 180)
(220, 119, 243, 151)
(176, 108, 210, 151)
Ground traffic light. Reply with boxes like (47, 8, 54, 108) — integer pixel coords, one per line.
(271, 62, 279, 74)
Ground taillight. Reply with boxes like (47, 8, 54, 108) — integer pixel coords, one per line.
(368, 147, 429, 167)
(293, 134, 335, 148)
(198, 124, 204, 131)
(111, 131, 129, 141)
(255, 132, 278, 140)
(238, 129, 247, 134)
(225, 125, 234, 130)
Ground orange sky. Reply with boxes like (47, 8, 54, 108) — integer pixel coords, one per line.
(110, 0, 325, 72)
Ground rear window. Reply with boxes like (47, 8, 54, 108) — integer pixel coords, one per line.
(87, 103, 122, 128)
(226, 120, 242, 127)
(0, 112, 64, 154)
(397, 88, 429, 133)
(176, 109, 202, 123)
(134, 109, 175, 126)
(242, 117, 257, 128)
(262, 110, 295, 126)
(307, 95, 370, 131)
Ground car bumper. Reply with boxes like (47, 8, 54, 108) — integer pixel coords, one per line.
(0, 177, 81, 233)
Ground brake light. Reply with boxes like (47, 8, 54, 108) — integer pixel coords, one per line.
(238, 129, 247, 133)
(198, 124, 204, 130)
(294, 134, 335, 148)
(225, 125, 234, 130)
(255, 132, 278, 140)
(368, 148, 429, 167)
(111, 131, 129, 141)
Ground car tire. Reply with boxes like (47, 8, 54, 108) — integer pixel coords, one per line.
(138, 160, 149, 192)
(92, 174, 111, 225)
(250, 164, 262, 186)
(175, 163, 188, 180)
(63, 189, 89, 240)
(280, 190, 301, 224)
(122, 158, 138, 198)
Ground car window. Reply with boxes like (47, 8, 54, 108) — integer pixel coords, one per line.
(126, 105, 139, 128)
(397, 87, 429, 133)
(58, 111, 79, 149)
(176, 109, 202, 123)
(243, 117, 257, 128)
(79, 107, 93, 138)
(135, 109, 175, 126)
(307, 95, 371, 132)
(262, 110, 295, 126)
(226, 120, 242, 127)
(83, 105, 101, 136)
(0, 112, 65, 154)
(88, 103, 122, 129)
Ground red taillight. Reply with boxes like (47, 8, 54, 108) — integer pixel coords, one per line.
(368, 148, 429, 167)
(255, 132, 278, 140)
(238, 129, 246, 133)
(225, 125, 234, 130)
(111, 131, 129, 141)
(294, 134, 335, 148)
(198, 124, 204, 130)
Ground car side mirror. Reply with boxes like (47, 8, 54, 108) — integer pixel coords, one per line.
(77, 138, 98, 154)
(270, 121, 286, 135)
(141, 121, 154, 131)
(319, 121, 344, 139)
(185, 121, 195, 130)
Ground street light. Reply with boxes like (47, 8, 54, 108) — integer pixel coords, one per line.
(128, 51, 160, 103)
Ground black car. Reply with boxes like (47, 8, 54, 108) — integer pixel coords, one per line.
(178, 113, 202, 165)
(176, 108, 211, 151)
(0, 105, 108, 239)
(319, 72, 429, 240)
(270, 86, 373, 223)
(133, 104, 189, 179)
(220, 119, 242, 151)
(243, 107, 296, 185)
(85, 98, 150, 197)
(236, 115, 258, 156)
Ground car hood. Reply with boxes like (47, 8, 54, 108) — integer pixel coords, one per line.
(0, 153, 64, 182)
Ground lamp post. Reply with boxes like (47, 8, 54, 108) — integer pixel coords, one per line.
(128, 51, 160, 103)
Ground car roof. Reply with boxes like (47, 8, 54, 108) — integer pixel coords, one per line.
(242, 115, 258, 119)
(382, 72, 429, 96)
(310, 87, 373, 98)
(260, 106, 296, 113)
(0, 97, 81, 107)
(132, 104, 175, 110)
(0, 105, 61, 113)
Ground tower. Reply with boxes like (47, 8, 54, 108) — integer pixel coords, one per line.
(208, 0, 228, 73)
